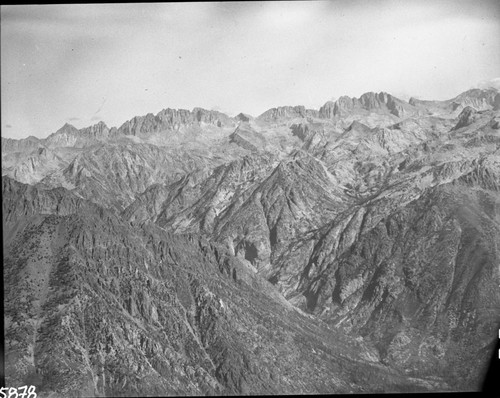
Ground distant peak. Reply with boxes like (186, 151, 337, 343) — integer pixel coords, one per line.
(257, 105, 315, 121)
(56, 123, 78, 133)
(84, 121, 109, 131)
(192, 107, 209, 113)
(236, 113, 253, 122)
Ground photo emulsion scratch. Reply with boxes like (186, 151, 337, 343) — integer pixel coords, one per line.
(1, 1, 500, 396)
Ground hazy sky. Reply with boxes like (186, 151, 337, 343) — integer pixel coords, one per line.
(2, 1, 500, 139)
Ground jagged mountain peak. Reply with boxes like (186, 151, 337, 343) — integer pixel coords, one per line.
(410, 87, 500, 116)
(257, 105, 319, 122)
(452, 87, 500, 111)
(1, 135, 43, 153)
(117, 107, 234, 136)
(236, 112, 253, 122)
(359, 90, 391, 102)
(454, 87, 498, 98)
(257, 105, 305, 119)
(55, 122, 79, 133)
(43, 120, 111, 148)
(319, 91, 416, 119)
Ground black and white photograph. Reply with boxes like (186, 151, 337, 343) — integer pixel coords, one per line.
(2, 1, 500, 396)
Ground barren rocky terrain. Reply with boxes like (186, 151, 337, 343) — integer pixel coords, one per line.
(3, 87, 500, 396)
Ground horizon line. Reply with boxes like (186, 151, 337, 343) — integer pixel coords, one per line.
(2, 85, 499, 141)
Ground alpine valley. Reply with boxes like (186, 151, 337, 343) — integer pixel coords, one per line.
(3, 87, 500, 397)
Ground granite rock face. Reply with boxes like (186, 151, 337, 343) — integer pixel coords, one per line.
(257, 105, 319, 123)
(44, 123, 111, 148)
(3, 87, 500, 396)
(117, 108, 235, 137)
(2, 147, 68, 185)
(1, 136, 43, 153)
(409, 88, 500, 117)
(319, 92, 419, 119)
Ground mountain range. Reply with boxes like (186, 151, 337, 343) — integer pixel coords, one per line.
(3, 87, 500, 396)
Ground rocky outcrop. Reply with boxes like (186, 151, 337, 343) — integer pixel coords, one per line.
(210, 152, 347, 276)
(42, 143, 223, 211)
(118, 108, 234, 136)
(452, 88, 500, 111)
(228, 124, 267, 152)
(77, 121, 111, 141)
(26, 122, 114, 149)
(452, 106, 480, 130)
(1, 136, 43, 153)
(410, 88, 500, 116)
(345, 120, 372, 134)
(257, 106, 318, 122)
(2, 147, 68, 185)
(235, 113, 252, 122)
(2, 176, 92, 222)
(153, 153, 278, 232)
(44, 123, 82, 147)
(319, 92, 418, 119)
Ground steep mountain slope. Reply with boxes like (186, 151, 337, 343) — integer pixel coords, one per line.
(319, 92, 418, 119)
(4, 177, 443, 397)
(44, 123, 110, 148)
(2, 147, 69, 185)
(256, 109, 500, 390)
(281, 172, 500, 390)
(409, 88, 500, 117)
(36, 143, 225, 211)
(1, 108, 238, 187)
(154, 153, 279, 231)
(212, 151, 347, 275)
(127, 150, 348, 280)
(229, 122, 268, 152)
(117, 107, 235, 137)
(3, 87, 500, 396)
(257, 105, 319, 123)
(2, 135, 43, 153)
